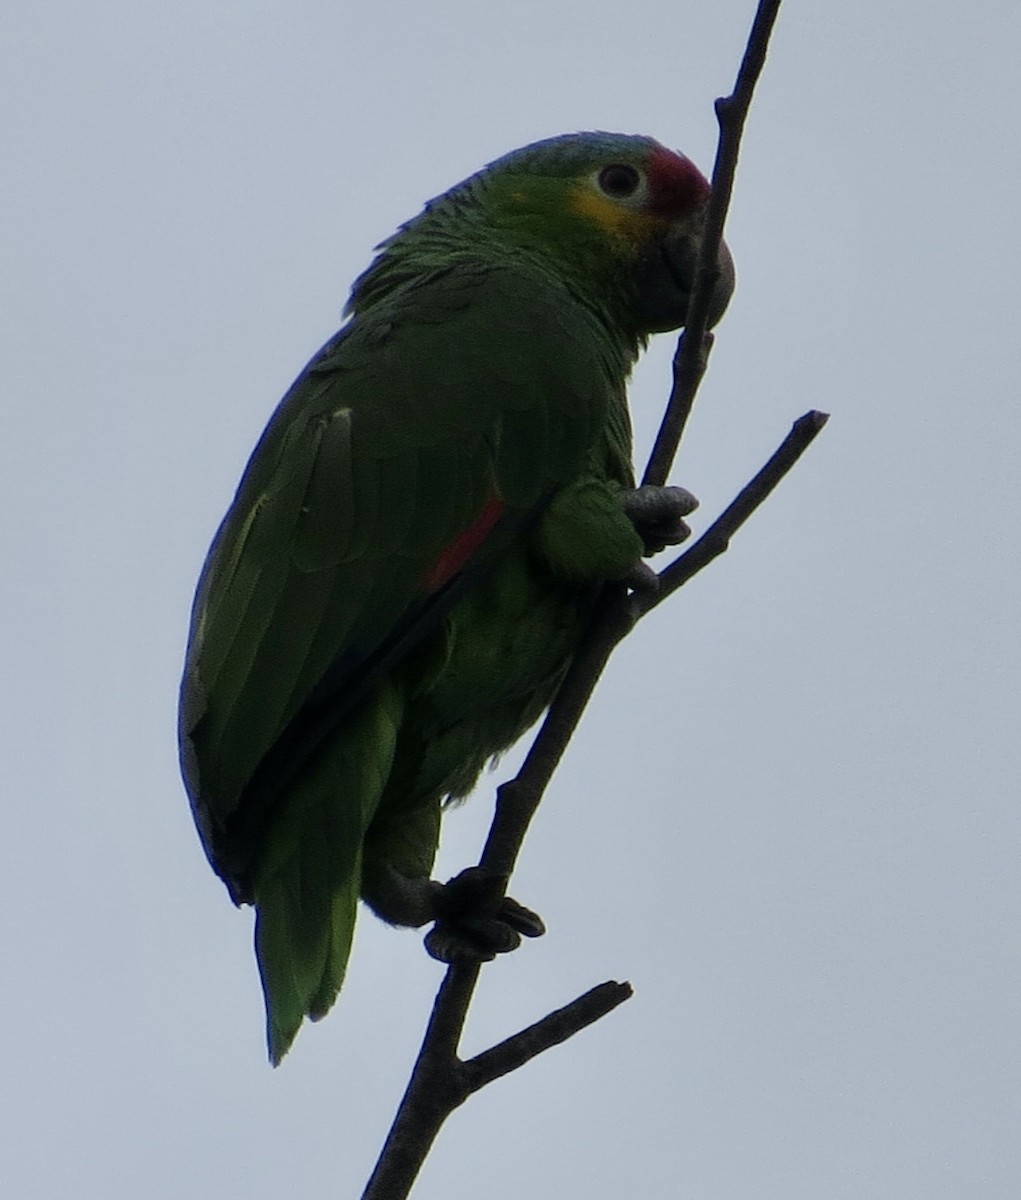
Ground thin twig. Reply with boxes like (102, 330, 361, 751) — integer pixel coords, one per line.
(643, 0, 784, 488)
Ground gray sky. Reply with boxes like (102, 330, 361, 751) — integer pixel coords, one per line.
(3, 2, 1019, 1197)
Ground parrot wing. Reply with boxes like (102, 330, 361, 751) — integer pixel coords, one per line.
(180, 259, 616, 895)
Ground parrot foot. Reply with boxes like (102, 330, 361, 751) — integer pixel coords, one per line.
(622, 485, 698, 555)
(424, 866, 545, 964)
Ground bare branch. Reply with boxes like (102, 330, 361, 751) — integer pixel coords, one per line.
(361, 965, 479, 1200)
(480, 583, 633, 879)
(362, 404, 822, 1200)
(362, 5, 792, 1197)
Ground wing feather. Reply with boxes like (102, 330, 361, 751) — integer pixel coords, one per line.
(181, 260, 619, 887)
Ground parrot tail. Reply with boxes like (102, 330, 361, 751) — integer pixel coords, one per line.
(252, 682, 403, 1064)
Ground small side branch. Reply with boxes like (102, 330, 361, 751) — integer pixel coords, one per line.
(463, 981, 634, 1094)
(362, 970, 633, 1200)
(639, 409, 829, 615)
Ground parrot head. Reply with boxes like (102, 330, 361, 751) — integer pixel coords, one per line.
(349, 132, 734, 341)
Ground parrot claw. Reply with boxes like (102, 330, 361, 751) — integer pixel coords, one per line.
(622, 484, 698, 555)
(623, 561, 661, 593)
(423, 866, 545, 964)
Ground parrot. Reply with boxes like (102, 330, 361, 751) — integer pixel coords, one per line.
(179, 131, 734, 1064)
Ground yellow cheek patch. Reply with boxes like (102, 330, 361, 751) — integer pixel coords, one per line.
(569, 185, 661, 244)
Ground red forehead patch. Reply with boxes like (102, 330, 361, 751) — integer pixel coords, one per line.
(646, 145, 711, 217)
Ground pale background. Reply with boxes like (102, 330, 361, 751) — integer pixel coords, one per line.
(2, 2, 1018, 1197)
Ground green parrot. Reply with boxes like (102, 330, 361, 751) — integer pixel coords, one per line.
(180, 131, 734, 1064)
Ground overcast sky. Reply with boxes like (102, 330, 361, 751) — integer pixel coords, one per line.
(3, 2, 1019, 1197)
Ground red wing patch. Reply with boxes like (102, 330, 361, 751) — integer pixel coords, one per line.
(421, 494, 507, 592)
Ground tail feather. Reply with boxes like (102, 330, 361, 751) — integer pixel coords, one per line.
(251, 683, 401, 1064)
(308, 873, 361, 1021)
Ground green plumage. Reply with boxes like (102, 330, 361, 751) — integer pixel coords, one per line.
(180, 132, 732, 1062)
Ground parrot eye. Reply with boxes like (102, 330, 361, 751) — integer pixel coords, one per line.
(597, 163, 642, 199)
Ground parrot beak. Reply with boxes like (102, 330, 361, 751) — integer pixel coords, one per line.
(703, 235, 735, 328)
(632, 219, 735, 334)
